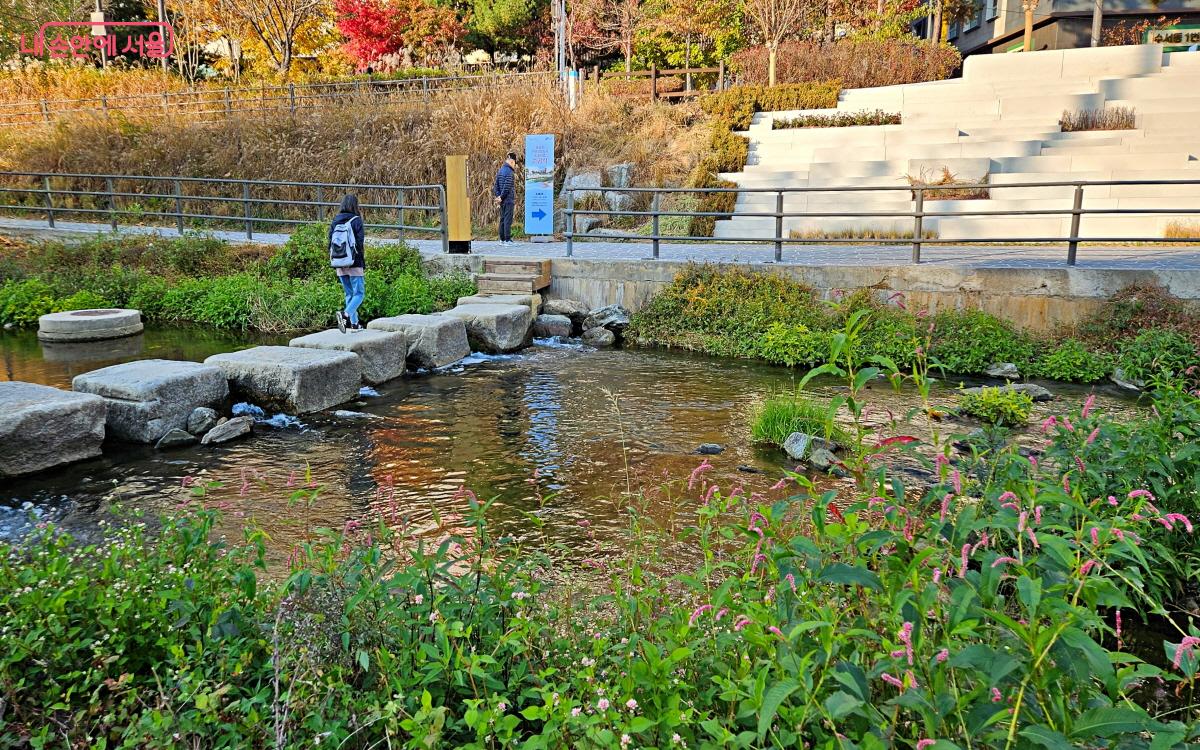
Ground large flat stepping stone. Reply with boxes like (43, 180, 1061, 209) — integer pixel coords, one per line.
(443, 303, 532, 354)
(38, 308, 143, 342)
(204, 346, 361, 414)
(288, 328, 407, 385)
(73, 359, 229, 443)
(0, 382, 106, 477)
(456, 293, 542, 317)
(368, 314, 469, 370)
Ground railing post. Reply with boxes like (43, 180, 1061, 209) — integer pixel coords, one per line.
(224, 88, 231, 117)
(106, 177, 117, 231)
(650, 191, 660, 260)
(43, 175, 55, 228)
(316, 184, 325, 222)
(1067, 184, 1083, 266)
(774, 190, 784, 263)
(40, 99, 50, 122)
(288, 83, 296, 114)
(162, 92, 169, 116)
(397, 188, 404, 241)
(422, 77, 429, 104)
(174, 179, 184, 234)
(566, 190, 575, 257)
(912, 188, 924, 264)
(718, 60, 726, 91)
(100, 95, 108, 116)
(243, 182, 253, 240)
(438, 186, 449, 254)
(650, 65, 658, 102)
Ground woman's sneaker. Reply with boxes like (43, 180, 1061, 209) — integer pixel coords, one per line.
(336, 311, 347, 334)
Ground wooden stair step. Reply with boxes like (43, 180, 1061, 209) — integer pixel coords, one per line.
(476, 273, 539, 293)
(477, 271, 549, 292)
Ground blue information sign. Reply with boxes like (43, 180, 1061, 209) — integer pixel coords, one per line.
(524, 134, 555, 236)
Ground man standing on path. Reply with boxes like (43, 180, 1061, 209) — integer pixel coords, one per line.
(493, 152, 518, 246)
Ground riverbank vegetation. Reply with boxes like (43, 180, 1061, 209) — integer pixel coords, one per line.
(0, 229, 474, 332)
(629, 265, 1200, 386)
(4, 333, 1200, 747)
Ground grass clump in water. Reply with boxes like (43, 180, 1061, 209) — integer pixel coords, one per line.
(750, 391, 849, 447)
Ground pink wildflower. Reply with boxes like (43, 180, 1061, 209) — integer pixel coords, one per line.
(991, 556, 1020, 568)
(1172, 636, 1200, 670)
(1109, 495, 1119, 506)
(1063, 474, 1071, 494)
(688, 604, 713, 626)
(1090, 527, 1100, 545)
(1041, 416, 1058, 433)
(769, 477, 789, 491)
(597, 698, 609, 711)
(959, 543, 970, 578)
(768, 626, 785, 639)
(1116, 610, 1123, 649)
(1026, 528, 1040, 548)
(1080, 559, 1098, 576)
(897, 622, 915, 665)
(750, 553, 768, 575)
(1029, 455, 1039, 472)
(1086, 427, 1100, 445)
(1017, 511, 1028, 533)
(940, 493, 953, 522)
(625, 699, 638, 712)
(936, 648, 950, 663)
(971, 531, 990, 554)
(1075, 455, 1087, 475)
(905, 670, 920, 688)
(1164, 513, 1195, 533)
(1128, 489, 1155, 502)
(785, 573, 796, 593)
(1082, 394, 1095, 418)
(688, 460, 713, 490)
(917, 741, 935, 750)
(733, 616, 751, 632)
(715, 608, 728, 621)
(703, 483, 719, 503)
(881, 672, 904, 689)
(1033, 506, 1043, 524)
(991, 688, 1003, 703)
(932, 568, 942, 583)
(997, 491, 1019, 505)
(951, 469, 962, 494)
(1063, 416, 1075, 432)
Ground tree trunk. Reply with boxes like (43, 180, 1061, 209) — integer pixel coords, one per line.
(1023, 1, 1035, 51)
(930, 1, 942, 43)
(768, 42, 777, 87)
(1091, 0, 1103, 47)
(685, 34, 692, 92)
(824, 0, 835, 41)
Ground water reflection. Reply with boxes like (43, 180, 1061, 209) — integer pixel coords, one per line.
(0, 327, 1145, 563)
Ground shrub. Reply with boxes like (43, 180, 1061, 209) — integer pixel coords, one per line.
(0, 278, 57, 326)
(750, 391, 848, 446)
(958, 385, 1034, 426)
(773, 110, 901, 129)
(54, 290, 113, 311)
(906, 167, 989, 200)
(732, 39, 961, 88)
(754, 322, 830, 367)
(1079, 283, 1200, 351)
(700, 82, 842, 127)
(1165, 221, 1200, 239)
(1116, 329, 1198, 384)
(601, 75, 685, 96)
(1060, 106, 1136, 132)
(266, 223, 330, 279)
(930, 308, 1035, 375)
(1032, 339, 1113, 383)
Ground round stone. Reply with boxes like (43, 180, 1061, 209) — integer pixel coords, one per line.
(38, 309, 144, 343)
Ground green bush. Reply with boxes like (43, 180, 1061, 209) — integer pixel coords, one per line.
(754, 322, 829, 367)
(930, 308, 1035, 375)
(55, 289, 113, 311)
(1116, 329, 1198, 384)
(773, 110, 902, 129)
(0, 278, 58, 326)
(958, 386, 1034, 426)
(266, 222, 330, 279)
(1032, 338, 1113, 383)
(700, 82, 842, 128)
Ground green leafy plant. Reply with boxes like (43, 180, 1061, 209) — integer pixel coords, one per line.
(958, 385, 1034, 426)
(1032, 338, 1113, 383)
(773, 109, 901, 129)
(930, 308, 1035, 375)
(1116, 329, 1198, 384)
(754, 322, 829, 367)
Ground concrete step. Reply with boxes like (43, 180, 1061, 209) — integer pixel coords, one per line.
(476, 273, 543, 294)
(482, 259, 550, 289)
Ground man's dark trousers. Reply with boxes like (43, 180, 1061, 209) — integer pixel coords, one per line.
(499, 199, 515, 242)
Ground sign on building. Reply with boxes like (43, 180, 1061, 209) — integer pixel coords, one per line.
(1144, 25, 1200, 52)
(524, 134, 555, 237)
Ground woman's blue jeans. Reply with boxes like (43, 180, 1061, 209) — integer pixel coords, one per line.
(339, 275, 365, 326)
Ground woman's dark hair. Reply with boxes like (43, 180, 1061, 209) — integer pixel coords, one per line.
(339, 194, 360, 215)
(506, 152, 517, 162)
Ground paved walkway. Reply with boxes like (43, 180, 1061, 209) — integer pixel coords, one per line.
(4, 217, 1200, 270)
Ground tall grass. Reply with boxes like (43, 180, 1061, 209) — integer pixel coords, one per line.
(1060, 106, 1137, 132)
(750, 391, 848, 447)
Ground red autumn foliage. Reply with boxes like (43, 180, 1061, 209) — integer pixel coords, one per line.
(334, 0, 466, 67)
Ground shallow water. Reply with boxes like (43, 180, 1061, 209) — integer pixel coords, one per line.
(0, 327, 1143, 564)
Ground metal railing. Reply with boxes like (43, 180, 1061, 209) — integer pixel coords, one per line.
(0, 71, 552, 127)
(563, 179, 1200, 265)
(0, 171, 448, 251)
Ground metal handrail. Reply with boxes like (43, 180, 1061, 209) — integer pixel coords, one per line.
(563, 179, 1200, 265)
(0, 71, 553, 127)
(0, 171, 449, 252)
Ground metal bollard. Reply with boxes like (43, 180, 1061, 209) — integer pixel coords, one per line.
(1067, 184, 1084, 266)
(651, 192, 660, 260)
(565, 191, 575, 257)
(243, 183, 253, 239)
(174, 179, 184, 234)
(773, 191, 784, 263)
(912, 189, 924, 264)
(106, 176, 117, 231)
(43, 175, 55, 228)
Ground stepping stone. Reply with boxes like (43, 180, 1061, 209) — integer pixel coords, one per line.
(205, 346, 361, 414)
(542, 299, 588, 332)
(38, 308, 143, 342)
(368, 314, 469, 370)
(0, 382, 107, 477)
(73, 359, 229, 443)
(456, 293, 543, 317)
(289, 328, 407, 385)
(443, 304, 532, 353)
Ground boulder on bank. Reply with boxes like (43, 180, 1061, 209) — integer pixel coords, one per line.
(204, 346, 361, 414)
(1111, 367, 1144, 391)
(368, 314, 470, 370)
(583, 305, 631, 336)
(155, 428, 197, 450)
(72, 359, 229, 443)
(533, 314, 573, 339)
(443, 304, 532, 354)
(985, 362, 1021, 380)
(288, 328, 407, 385)
(187, 407, 219, 436)
(782, 432, 839, 462)
(582, 327, 616, 347)
(960, 383, 1054, 402)
(542, 299, 589, 333)
(0, 382, 107, 477)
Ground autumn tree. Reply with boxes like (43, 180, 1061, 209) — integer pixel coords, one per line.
(226, 0, 325, 74)
(574, 0, 645, 71)
(334, 0, 464, 67)
(469, 0, 549, 55)
(743, 0, 817, 86)
(636, 0, 741, 72)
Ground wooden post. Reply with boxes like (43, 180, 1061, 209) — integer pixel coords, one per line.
(650, 65, 658, 102)
(718, 60, 726, 91)
(445, 155, 472, 253)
